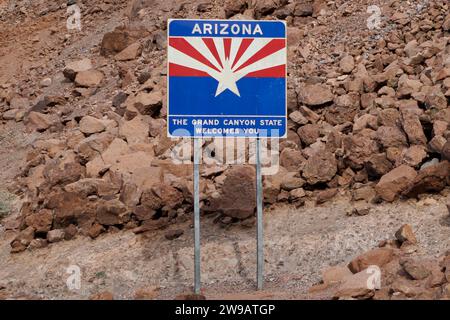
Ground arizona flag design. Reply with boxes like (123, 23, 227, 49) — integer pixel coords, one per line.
(167, 20, 287, 138)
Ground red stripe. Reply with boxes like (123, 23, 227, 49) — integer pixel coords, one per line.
(231, 39, 253, 69)
(202, 38, 223, 69)
(169, 63, 285, 78)
(169, 63, 209, 77)
(245, 65, 286, 78)
(169, 38, 220, 72)
(234, 39, 285, 72)
(223, 38, 231, 60)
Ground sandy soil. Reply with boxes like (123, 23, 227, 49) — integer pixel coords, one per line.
(0, 192, 449, 300)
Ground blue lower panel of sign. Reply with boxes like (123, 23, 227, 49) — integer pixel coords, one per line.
(168, 115, 286, 137)
(169, 77, 286, 117)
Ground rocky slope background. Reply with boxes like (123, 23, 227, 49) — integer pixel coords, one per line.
(0, 0, 449, 299)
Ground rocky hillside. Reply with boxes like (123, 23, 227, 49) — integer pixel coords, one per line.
(0, 0, 449, 299)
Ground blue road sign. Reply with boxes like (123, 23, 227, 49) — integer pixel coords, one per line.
(167, 19, 287, 138)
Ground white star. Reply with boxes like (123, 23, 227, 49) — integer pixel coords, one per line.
(214, 59, 241, 97)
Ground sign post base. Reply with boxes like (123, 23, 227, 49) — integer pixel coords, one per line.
(256, 137, 264, 290)
(194, 138, 201, 294)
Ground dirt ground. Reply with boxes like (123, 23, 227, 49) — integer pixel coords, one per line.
(1, 192, 449, 300)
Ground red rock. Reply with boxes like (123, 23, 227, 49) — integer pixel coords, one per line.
(402, 260, 431, 280)
(340, 55, 355, 73)
(89, 291, 114, 300)
(365, 153, 393, 178)
(298, 124, 320, 146)
(395, 224, 417, 244)
(141, 183, 183, 211)
(88, 223, 105, 239)
(302, 151, 337, 185)
(115, 42, 142, 61)
(442, 141, 450, 160)
(376, 126, 408, 148)
(165, 229, 184, 240)
(63, 58, 93, 81)
(298, 83, 334, 106)
(47, 192, 95, 230)
(348, 248, 394, 273)
(375, 165, 417, 202)
(96, 199, 130, 226)
(334, 269, 376, 299)
(403, 161, 450, 198)
(24, 209, 53, 233)
(280, 148, 305, 172)
(132, 91, 162, 116)
(134, 287, 160, 300)
(224, 0, 247, 18)
(25, 111, 57, 132)
(316, 188, 338, 204)
(322, 266, 353, 285)
(79, 116, 106, 134)
(74, 70, 104, 88)
(204, 166, 256, 219)
(397, 145, 427, 168)
(47, 229, 65, 243)
(10, 227, 35, 253)
(401, 110, 427, 145)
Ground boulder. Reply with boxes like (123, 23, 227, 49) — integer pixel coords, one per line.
(298, 84, 334, 106)
(118, 115, 149, 144)
(401, 110, 427, 145)
(340, 55, 355, 73)
(47, 229, 65, 243)
(280, 148, 305, 172)
(280, 172, 305, 191)
(76, 132, 115, 162)
(375, 165, 417, 202)
(293, 1, 313, 17)
(75, 70, 104, 87)
(25, 111, 56, 132)
(343, 134, 379, 170)
(302, 151, 337, 185)
(133, 91, 163, 116)
(322, 266, 353, 285)
(365, 153, 393, 178)
(348, 248, 394, 273)
(403, 161, 450, 198)
(141, 183, 183, 211)
(376, 126, 408, 148)
(204, 166, 256, 219)
(397, 145, 427, 168)
(224, 0, 247, 18)
(64, 58, 93, 81)
(395, 224, 417, 244)
(49, 192, 96, 231)
(79, 116, 106, 135)
(442, 141, 450, 160)
(100, 27, 146, 56)
(165, 229, 184, 240)
(402, 260, 431, 280)
(96, 199, 130, 226)
(10, 227, 35, 253)
(289, 111, 308, 125)
(334, 269, 376, 299)
(24, 209, 53, 233)
(115, 42, 142, 61)
(298, 124, 320, 145)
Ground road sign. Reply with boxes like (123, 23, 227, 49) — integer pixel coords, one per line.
(167, 19, 287, 138)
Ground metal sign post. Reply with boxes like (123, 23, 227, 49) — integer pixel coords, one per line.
(256, 137, 264, 290)
(193, 138, 201, 294)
